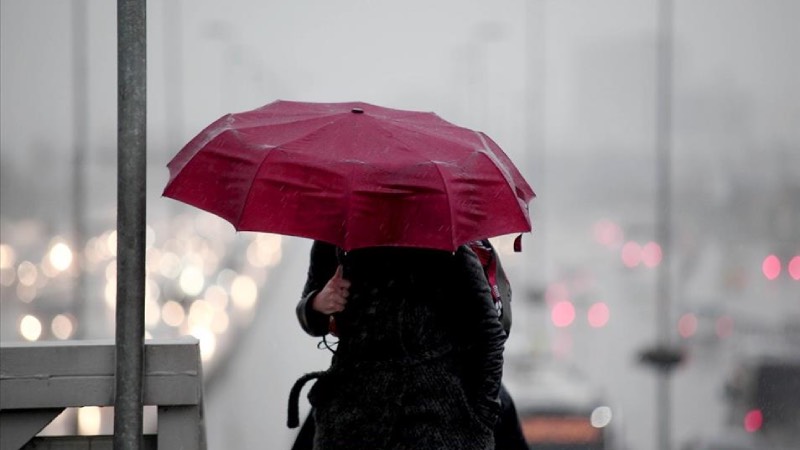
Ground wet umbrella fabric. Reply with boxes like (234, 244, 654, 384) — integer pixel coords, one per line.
(163, 100, 534, 251)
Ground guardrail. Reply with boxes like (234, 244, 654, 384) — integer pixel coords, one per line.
(0, 338, 206, 449)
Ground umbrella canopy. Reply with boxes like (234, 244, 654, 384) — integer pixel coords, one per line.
(163, 100, 535, 251)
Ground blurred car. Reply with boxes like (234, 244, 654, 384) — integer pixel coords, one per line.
(681, 426, 774, 450)
(722, 353, 800, 449)
(683, 350, 800, 450)
(503, 354, 620, 450)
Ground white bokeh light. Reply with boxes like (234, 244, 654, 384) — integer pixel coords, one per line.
(77, 406, 102, 435)
(20, 315, 42, 341)
(48, 242, 74, 272)
(590, 406, 613, 428)
(0, 243, 17, 269)
(161, 300, 185, 327)
(179, 266, 205, 296)
(51, 314, 75, 340)
(231, 275, 258, 310)
(191, 327, 217, 362)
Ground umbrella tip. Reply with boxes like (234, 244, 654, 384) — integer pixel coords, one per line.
(351, 107, 364, 114)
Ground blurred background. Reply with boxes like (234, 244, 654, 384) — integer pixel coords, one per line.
(1, 1, 798, 449)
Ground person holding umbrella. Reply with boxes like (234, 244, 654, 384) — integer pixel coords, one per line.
(287, 240, 505, 449)
(291, 239, 528, 450)
(162, 100, 536, 449)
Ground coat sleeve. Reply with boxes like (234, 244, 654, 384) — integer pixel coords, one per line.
(296, 240, 339, 337)
(492, 243, 513, 337)
(455, 245, 506, 429)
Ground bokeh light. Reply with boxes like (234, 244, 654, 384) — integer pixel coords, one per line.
(590, 406, 613, 428)
(641, 242, 662, 268)
(161, 300, 186, 327)
(231, 275, 258, 310)
(678, 313, 698, 338)
(48, 241, 74, 272)
(761, 254, 781, 280)
(205, 284, 229, 310)
(788, 255, 800, 281)
(744, 409, 763, 433)
(0, 214, 283, 394)
(592, 219, 623, 248)
(145, 300, 162, 327)
(106, 231, 118, 257)
(145, 278, 161, 303)
(158, 252, 182, 279)
(20, 315, 42, 341)
(105, 261, 116, 283)
(51, 314, 75, 340)
(179, 266, 205, 296)
(587, 302, 610, 328)
(188, 300, 214, 329)
(551, 301, 575, 328)
(191, 327, 217, 362)
(246, 234, 283, 268)
(17, 261, 38, 286)
(104, 281, 116, 308)
(78, 406, 102, 435)
(0, 243, 17, 269)
(621, 241, 642, 268)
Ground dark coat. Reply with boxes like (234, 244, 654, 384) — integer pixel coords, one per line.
(293, 241, 505, 450)
(466, 240, 513, 337)
(297, 240, 513, 338)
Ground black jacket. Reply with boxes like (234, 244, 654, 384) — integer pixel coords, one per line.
(294, 241, 505, 450)
(297, 240, 513, 337)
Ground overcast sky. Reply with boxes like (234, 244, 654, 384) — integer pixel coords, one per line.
(2, 0, 797, 160)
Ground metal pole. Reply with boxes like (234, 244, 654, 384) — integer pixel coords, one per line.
(655, 0, 674, 449)
(114, 0, 146, 448)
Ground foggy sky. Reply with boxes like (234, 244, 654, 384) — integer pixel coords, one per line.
(2, 0, 798, 167)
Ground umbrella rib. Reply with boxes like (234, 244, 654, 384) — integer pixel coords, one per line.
(377, 117, 475, 148)
(233, 117, 352, 231)
(371, 120, 457, 249)
(232, 131, 294, 229)
(430, 157, 457, 249)
(473, 131, 532, 228)
(227, 112, 343, 134)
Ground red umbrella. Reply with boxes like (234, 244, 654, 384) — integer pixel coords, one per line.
(163, 100, 535, 251)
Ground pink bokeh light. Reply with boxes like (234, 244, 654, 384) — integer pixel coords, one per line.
(762, 254, 781, 280)
(621, 241, 642, 268)
(587, 302, 610, 328)
(551, 301, 575, 328)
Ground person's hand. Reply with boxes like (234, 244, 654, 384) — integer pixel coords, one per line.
(312, 265, 350, 315)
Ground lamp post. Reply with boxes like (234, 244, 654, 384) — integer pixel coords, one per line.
(639, 1, 684, 450)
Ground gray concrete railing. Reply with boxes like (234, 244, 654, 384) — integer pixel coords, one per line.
(0, 338, 206, 450)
